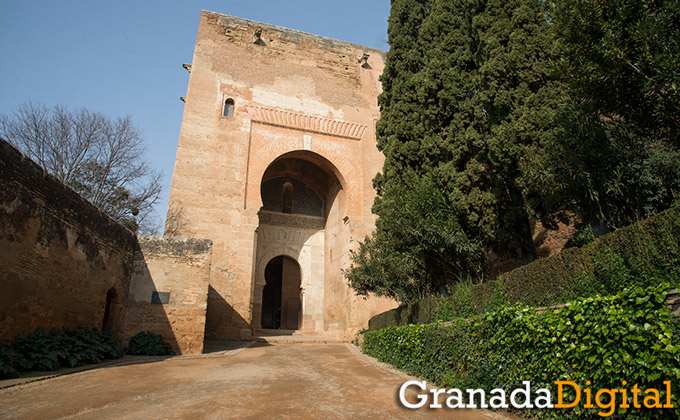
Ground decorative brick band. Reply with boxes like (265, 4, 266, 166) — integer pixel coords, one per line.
(246, 105, 367, 140)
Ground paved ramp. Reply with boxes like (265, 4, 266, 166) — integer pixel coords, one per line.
(0, 343, 507, 420)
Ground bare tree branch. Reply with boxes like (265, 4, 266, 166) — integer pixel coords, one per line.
(0, 102, 163, 234)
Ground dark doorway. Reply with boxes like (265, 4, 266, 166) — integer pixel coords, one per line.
(261, 256, 301, 330)
(261, 257, 282, 329)
(102, 288, 118, 332)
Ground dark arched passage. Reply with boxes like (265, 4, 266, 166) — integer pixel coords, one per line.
(260, 256, 301, 330)
(259, 150, 346, 221)
(102, 288, 119, 332)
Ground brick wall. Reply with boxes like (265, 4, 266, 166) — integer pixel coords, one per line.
(0, 139, 136, 341)
(124, 236, 212, 354)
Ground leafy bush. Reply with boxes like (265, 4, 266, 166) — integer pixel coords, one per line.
(368, 205, 680, 329)
(564, 224, 595, 249)
(0, 345, 26, 379)
(362, 284, 680, 419)
(448, 282, 476, 318)
(502, 205, 680, 307)
(0, 326, 122, 379)
(126, 331, 173, 356)
(345, 174, 487, 303)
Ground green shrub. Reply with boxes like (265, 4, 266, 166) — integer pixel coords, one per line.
(368, 205, 680, 329)
(0, 326, 122, 379)
(126, 331, 174, 356)
(448, 282, 476, 318)
(486, 276, 509, 313)
(363, 284, 680, 419)
(0, 345, 26, 379)
(564, 224, 595, 249)
(368, 295, 442, 330)
(561, 270, 600, 301)
(502, 205, 680, 308)
(435, 296, 456, 322)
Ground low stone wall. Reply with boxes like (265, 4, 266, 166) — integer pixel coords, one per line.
(0, 139, 136, 341)
(124, 236, 212, 354)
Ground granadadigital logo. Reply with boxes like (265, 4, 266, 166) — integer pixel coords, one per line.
(399, 380, 674, 417)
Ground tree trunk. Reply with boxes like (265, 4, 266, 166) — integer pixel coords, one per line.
(510, 186, 538, 265)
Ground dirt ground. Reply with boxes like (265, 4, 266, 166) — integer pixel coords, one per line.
(0, 343, 509, 420)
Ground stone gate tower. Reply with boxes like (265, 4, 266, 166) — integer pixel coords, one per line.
(166, 11, 395, 340)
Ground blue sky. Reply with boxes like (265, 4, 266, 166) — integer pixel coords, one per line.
(0, 1, 390, 230)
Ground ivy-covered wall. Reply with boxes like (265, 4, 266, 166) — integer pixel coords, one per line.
(362, 284, 680, 419)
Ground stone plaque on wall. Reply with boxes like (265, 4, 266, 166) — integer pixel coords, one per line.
(151, 291, 170, 304)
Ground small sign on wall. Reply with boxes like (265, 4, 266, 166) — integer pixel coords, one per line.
(151, 291, 170, 304)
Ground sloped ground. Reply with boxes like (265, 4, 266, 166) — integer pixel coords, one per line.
(0, 343, 508, 420)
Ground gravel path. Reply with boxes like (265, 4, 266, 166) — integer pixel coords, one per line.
(0, 343, 509, 420)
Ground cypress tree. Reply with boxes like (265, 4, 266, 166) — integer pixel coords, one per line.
(382, 0, 561, 262)
(374, 0, 431, 192)
(348, 0, 563, 301)
(348, 0, 679, 302)
(469, 0, 564, 262)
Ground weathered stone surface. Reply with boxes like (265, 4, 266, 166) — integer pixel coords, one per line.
(124, 235, 212, 354)
(135, 236, 213, 257)
(1, 139, 214, 355)
(0, 139, 136, 341)
(1, 12, 401, 348)
(258, 210, 325, 230)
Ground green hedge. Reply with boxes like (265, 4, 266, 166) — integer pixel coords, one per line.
(126, 331, 174, 356)
(368, 205, 680, 329)
(363, 284, 680, 419)
(0, 326, 123, 379)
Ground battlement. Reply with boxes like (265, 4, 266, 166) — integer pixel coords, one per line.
(203, 10, 387, 56)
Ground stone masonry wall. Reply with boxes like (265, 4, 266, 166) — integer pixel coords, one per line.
(168, 11, 397, 340)
(0, 139, 136, 341)
(124, 236, 212, 354)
